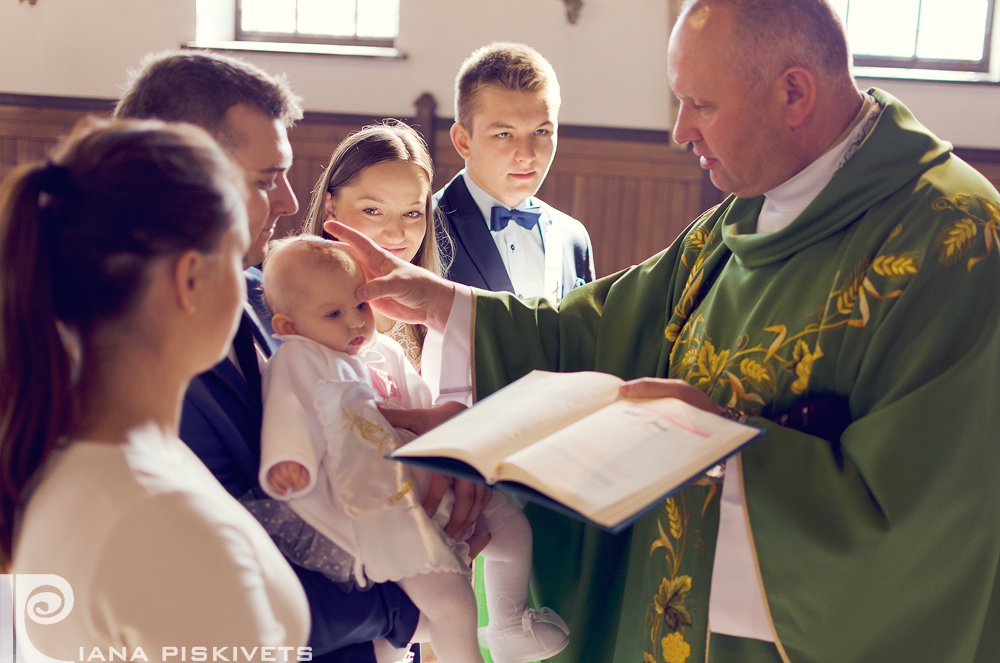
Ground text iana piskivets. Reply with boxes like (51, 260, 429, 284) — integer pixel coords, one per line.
(75, 647, 313, 662)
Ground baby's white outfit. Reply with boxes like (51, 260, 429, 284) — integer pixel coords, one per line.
(258, 332, 570, 663)
(258, 333, 468, 586)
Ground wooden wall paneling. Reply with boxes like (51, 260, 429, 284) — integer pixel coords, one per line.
(615, 176, 642, 275)
(634, 178, 658, 267)
(2, 93, 722, 285)
(281, 120, 365, 238)
(600, 176, 625, 277)
(431, 127, 462, 190)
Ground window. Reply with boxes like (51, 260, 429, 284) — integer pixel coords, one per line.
(830, 0, 996, 77)
(236, 0, 398, 48)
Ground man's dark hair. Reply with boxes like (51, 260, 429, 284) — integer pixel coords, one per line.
(114, 51, 303, 144)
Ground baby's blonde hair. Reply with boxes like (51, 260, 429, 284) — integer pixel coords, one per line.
(261, 235, 359, 316)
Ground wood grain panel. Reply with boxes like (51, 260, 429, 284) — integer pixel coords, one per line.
(0, 94, 721, 279)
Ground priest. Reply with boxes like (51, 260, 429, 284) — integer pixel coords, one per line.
(337, 1, 1000, 661)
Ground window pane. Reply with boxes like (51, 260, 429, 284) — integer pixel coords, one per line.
(916, 0, 990, 60)
(356, 0, 399, 38)
(298, 0, 357, 37)
(241, 0, 296, 34)
(845, 0, 920, 57)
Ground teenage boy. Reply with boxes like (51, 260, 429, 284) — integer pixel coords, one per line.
(435, 42, 595, 302)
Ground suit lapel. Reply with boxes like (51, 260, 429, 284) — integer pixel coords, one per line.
(185, 373, 261, 482)
(440, 175, 515, 293)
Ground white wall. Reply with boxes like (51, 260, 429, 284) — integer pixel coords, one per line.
(2, 0, 999, 148)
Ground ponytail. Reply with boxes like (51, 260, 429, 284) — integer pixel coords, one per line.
(0, 117, 243, 570)
(0, 163, 76, 570)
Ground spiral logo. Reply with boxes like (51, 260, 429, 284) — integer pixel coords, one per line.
(11, 574, 75, 663)
(25, 582, 74, 626)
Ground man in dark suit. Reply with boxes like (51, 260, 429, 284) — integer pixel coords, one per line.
(436, 43, 595, 300)
(114, 51, 421, 663)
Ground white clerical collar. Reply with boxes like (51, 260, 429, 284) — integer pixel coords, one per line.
(757, 92, 880, 234)
(460, 169, 539, 230)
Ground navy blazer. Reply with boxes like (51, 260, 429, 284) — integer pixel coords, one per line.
(179, 272, 419, 661)
(434, 173, 595, 297)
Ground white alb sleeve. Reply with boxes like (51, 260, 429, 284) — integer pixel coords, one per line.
(421, 284, 474, 407)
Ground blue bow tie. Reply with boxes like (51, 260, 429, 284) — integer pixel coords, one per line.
(490, 206, 541, 232)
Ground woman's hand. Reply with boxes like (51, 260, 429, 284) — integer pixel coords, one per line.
(326, 221, 457, 333)
(379, 401, 491, 541)
(618, 377, 724, 415)
(378, 401, 467, 436)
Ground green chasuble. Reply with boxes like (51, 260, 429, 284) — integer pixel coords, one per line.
(471, 89, 1000, 663)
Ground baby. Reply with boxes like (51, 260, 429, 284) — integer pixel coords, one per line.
(256, 236, 569, 663)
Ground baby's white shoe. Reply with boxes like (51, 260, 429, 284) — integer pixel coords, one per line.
(478, 607, 570, 663)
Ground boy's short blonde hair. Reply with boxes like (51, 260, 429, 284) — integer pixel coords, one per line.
(261, 235, 358, 316)
(454, 42, 561, 132)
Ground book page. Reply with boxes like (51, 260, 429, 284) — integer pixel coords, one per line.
(392, 370, 624, 480)
(497, 398, 759, 527)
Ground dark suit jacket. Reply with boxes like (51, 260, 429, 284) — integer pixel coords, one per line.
(435, 173, 596, 297)
(179, 272, 419, 661)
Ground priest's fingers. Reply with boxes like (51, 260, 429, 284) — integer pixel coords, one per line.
(466, 524, 492, 559)
(325, 220, 458, 331)
(444, 479, 491, 539)
(324, 220, 399, 280)
(360, 272, 457, 334)
(422, 471, 452, 518)
(619, 378, 724, 415)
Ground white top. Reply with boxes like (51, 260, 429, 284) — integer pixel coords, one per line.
(460, 170, 552, 299)
(757, 93, 879, 234)
(259, 334, 469, 587)
(13, 426, 309, 662)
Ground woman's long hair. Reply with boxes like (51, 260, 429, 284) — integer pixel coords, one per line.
(0, 117, 244, 569)
(301, 120, 452, 276)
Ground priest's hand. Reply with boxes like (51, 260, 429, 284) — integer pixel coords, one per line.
(618, 377, 724, 415)
(325, 220, 456, 333)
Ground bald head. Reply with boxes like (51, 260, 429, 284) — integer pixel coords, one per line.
(668, 0, 864, 197)
(679, 0, 854, 91)
(262, 236, 359, 317)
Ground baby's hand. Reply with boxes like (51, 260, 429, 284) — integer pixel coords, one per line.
(267, 461, 310, 496)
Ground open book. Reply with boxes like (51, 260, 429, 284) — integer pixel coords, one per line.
(390, 370, 764, 533)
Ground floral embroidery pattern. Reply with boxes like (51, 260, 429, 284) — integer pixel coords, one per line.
(344, 408, 399, 455)
(665, 239, 925, 411)
(644, 495, 705, 663)
(387, 479, 414, 505)
(644, 191, 998, 660)
(933, 194, 1000, 270)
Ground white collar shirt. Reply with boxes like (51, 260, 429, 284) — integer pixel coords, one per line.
(461, 170, 550, 299)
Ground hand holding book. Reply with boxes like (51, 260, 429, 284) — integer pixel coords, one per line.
(389, 371, 765, 533)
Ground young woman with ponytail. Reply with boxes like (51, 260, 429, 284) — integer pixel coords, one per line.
(0, 118, 309, 656)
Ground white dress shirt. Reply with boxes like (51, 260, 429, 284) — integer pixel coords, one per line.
(461, 171, 551, 299)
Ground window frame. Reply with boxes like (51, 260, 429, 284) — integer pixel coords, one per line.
(841, 0, 996, 74)
(234, 0, 396, 49)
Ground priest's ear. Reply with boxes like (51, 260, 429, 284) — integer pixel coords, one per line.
(777, 66, 817, 129)
(272, 314, 297, 336)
